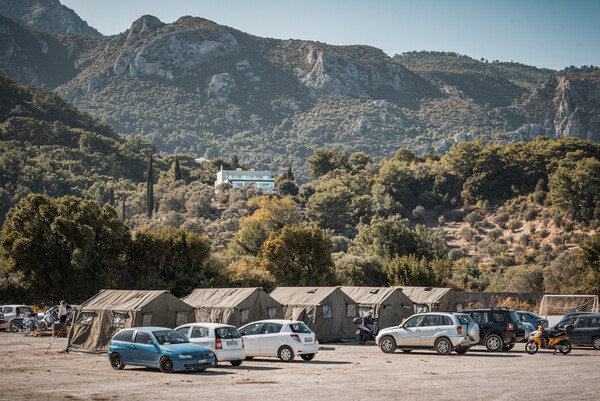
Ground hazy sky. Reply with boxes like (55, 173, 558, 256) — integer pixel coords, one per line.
(62, 0, 600, 70)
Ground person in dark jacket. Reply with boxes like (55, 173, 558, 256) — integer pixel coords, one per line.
(364, 310, 378, 335)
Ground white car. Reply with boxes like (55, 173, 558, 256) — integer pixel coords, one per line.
(238, 319, 319, 362)
(0, 305, 36, 331)
(376, 312, 479, 355)
(175, 323, 245, 366)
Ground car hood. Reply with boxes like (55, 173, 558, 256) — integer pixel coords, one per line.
(159, 342, 213, 355)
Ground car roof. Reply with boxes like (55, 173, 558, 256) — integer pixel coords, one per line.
(462, 308, 514, 312)
(241, 319, 302, 325)
(415, 312, 455, 316)
(121, 327, 174, 332)
(178, 323, 236, 329)
(0, 305, 32, 308)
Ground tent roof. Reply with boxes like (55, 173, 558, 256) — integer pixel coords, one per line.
(79, 289, 171, 311)
(341, 287, 411, 305)
(397, 286, 454, 304)
(184, 288, 265, 308)
(270, 287, 346, 305)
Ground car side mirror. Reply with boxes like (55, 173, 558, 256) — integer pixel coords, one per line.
(565, 324, 575, 334)
(148, 340, 158, 345)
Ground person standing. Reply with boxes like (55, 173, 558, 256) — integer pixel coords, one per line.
(58, 300, 68, 324)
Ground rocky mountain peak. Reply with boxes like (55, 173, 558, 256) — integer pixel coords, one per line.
(0, 0, 100, 36)
(126, 15, 164, 45)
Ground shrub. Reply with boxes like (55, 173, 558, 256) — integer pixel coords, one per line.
(563, 221, 574, 232)
(460, 226, 476, 242)
(508, 220, 522, 232)
(412, 205, 426, 221)
(493, 212, 510, 228)
(448, 248, 466, 261)
(488, 228, 504, 241)
(524, 207, 539, 221)
(538, 229, 549, 238)
(465, 211, 483, 227)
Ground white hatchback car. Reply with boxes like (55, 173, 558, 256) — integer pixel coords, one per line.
(175, 323, 245, 366)
(0, 305, 36, 331)
(376, 312, 479, 355)
(238, 319, 319, 362)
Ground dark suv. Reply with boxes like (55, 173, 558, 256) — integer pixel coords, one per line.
(461, 308, 524, 351)
(553, 314, 600, 349)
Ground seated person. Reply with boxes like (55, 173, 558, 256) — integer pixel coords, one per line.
(364, 310, 378, 335)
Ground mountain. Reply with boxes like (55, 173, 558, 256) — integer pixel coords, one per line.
(0, 0, 100, 36)
(0, 9, 599, 178)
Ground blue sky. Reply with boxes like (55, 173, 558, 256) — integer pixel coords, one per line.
(62, 0, 600, 70)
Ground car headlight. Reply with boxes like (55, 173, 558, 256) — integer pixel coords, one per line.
(179, 354, 192, 359)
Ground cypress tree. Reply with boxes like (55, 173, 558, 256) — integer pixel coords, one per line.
(108, 186, 114, 206)
(174, 156, 183, 181)
(231, 154, 240, 169)
(146, 154, 154, 217)
(122, 194, 126, 222)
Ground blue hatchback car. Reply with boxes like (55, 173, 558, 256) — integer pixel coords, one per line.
(517, 311, 548, 329)
(108, 327, 215, 373)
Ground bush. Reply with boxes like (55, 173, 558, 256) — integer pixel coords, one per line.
(412, 205, 426, 221)
(493, 212, 510, 228)
(563, 221, 574, 232)
(538, 229, 549, 238)
(524, 207, 539, 221)
(488, 228, 504, 241)
(465, 211, 483, 227)
(460, 226, 476, 242)
(448, 248, 466, 261)
(508, 220, 522, 232)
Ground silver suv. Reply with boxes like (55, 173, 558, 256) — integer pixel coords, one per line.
(376, 312, 479, 355)
(0, 305, 36, 331)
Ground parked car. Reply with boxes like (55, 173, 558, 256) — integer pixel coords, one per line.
(36, 304, 78, 325)
(238, 319, 319, 362)
(517, 311, 548, 329)
(107, 327, 215, 373)
(521, 321, 535, 341)
(461, 307, 524, 351)
(375, 312, 478, 355)
(0, 305, 36, 331)
(551, 314, 600, 349)
(175, 323, 245, 366)
(560, 311, 598, 321)
(0, 311, 4, 326)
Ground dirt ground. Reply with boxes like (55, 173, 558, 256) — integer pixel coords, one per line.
(1, 332, 599, 400)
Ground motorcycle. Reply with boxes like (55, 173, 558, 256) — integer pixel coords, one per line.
(353, 317, 378, 345)
(525, 324, 574, 355)
(37, 310, 58, 331)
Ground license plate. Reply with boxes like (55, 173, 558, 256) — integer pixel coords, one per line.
(304, 337, 312, 342)
(227, 340, 237, 346)
(198, 359, 207, 363)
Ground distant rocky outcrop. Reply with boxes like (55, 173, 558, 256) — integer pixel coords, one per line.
(0, 0, 100, 36)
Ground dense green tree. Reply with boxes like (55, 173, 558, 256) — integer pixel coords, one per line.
(146, 154, 154, 217)
(577, 235, 600, 295)
(383, 255, 452, 286)
(348, 152, 373, 172)
(307, 148, 350, 178)
(333, 253, 384, 286)
(261, 226, 335, 286)
(549, 158, 600, 222)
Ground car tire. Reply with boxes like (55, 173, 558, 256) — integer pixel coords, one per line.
(230, 359, 243, 366)
(434, 338, 452, 355)
(503, 344, 515, 351)
(110, 353, 125, 370)
(592, 337, 600, 350)
(485, 334, 504, 352)
(159, 357, 175, 373)
(400, 349, 412, 353)
(278, 346, 294, 362)
(379, 336, 396, 354)
(455, 346, 468, 355)
(300, 353, 315, 361)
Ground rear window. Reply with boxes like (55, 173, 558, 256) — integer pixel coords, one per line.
(216, 327, 242, 339)
(456, 315, 473, 325)
(190, 326, 209, 338)
(440, 316, 453, 326)
(290, 323, 311, 333)
(507, 311, 520, 324)
(112, 330, 134, 343)
(492, 313, 506, 323)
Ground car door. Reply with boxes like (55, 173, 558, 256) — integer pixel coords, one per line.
(259, 323, 283, 356)
(574, 317, 597, 345)
(469, 312, 491, 343)
(240, 323, 263, 356)
(188, 326, 213, 348)
(131, 331, 157, 365)
(397, 315, 425, 346)
(418, 315, 441, 347)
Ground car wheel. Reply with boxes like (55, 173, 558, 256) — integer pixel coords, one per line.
(300, 353, 315, 361)
(110, 353, 125, 370)
(435, 338, 452, 355)
(379, 336, 396, 354)
(485, 334, 504, 352)
(525, 340, 538, 354)
(558, 340, 571, 355)
(9, 321, 19, 332)
(278, 346, 294, 362)
(455, 347, 468, 355)
(503, 344, 515, 351)
(400, 349, 412, 353)
(230, 359, 243, 366)
(159, 357, 175, 373)
(592, 337, 600, 350)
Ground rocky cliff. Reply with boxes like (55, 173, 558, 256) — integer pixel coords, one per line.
(0, 0, 100, 36)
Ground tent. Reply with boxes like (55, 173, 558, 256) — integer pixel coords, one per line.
(183, 288, 282, 327)
(270, 287, 358, 342)
(398, 286, 459, 312)
(341, 287, 414, 329)
(67, 289, 194, 353)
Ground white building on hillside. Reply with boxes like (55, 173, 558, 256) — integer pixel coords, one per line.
(215, 167, 276, 192)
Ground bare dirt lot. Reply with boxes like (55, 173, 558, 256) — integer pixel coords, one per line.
(1, 332, 599, 400)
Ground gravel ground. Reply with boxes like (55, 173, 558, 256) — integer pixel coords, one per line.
(1, 332, 599, 400)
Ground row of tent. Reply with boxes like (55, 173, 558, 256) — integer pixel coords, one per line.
(67, 286, 460, 352)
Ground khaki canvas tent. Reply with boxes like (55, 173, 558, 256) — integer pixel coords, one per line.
(270, 287, 358, 342)
(398, 286, 459, 312)
(67, 289, 194, 353)
(341, 287, 414, 329)
(183, 288, 283, 327)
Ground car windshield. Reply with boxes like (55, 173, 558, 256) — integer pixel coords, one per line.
(290, 323, 312, 333)
(508, 311, 520, 324)
(153, 330, 189, 345)
(456, 314, 473, 325)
